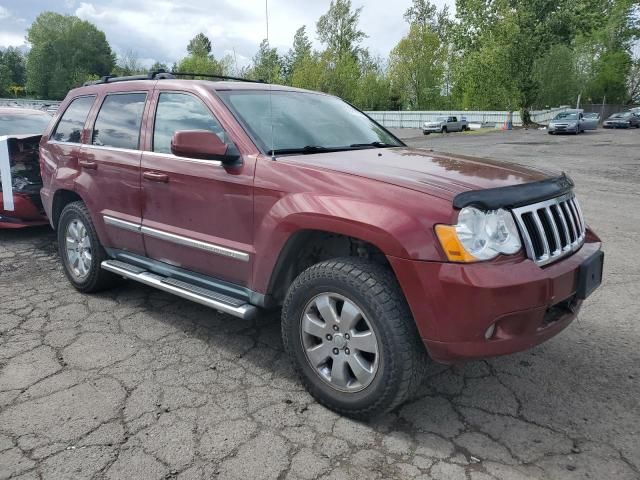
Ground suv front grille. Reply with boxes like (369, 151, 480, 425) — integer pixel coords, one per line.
(512, 193, 586, 266)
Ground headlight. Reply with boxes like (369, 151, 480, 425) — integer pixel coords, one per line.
(435, 207, 522, 262)
(567, 122, 577, 128)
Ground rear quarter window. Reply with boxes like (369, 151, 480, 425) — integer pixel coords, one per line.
(52, 96, 96, 143)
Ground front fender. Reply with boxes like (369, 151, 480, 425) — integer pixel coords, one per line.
(251, 192, 446, 293)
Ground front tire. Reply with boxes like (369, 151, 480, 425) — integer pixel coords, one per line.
(57, 201, 119, 293)
(281, 258, 427, 418)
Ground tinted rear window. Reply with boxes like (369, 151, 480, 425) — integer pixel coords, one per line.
(92, 93, 147, 150)
(52, 96, 95, 143)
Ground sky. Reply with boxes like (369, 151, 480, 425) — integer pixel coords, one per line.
(0, 0, 453, 67)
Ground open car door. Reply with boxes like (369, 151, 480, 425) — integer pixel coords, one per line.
(0, 135, 48, 228)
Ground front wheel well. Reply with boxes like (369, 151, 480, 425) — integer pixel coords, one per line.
(266, 230, 390, 305)
(51, 190, 83, 230)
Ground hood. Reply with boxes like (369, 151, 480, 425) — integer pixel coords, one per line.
(278, 147, 555, 201)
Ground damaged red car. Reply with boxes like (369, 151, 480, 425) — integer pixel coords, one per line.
(0, 107, 52, 228)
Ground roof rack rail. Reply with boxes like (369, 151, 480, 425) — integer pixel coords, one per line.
(83, 70, 264, 86)
(169, 72, 265, 83)
(83, 70, 175, 86)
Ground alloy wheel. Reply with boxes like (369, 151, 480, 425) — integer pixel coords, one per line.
(300, 293, 380, 392)
(65, 219, 92, 281)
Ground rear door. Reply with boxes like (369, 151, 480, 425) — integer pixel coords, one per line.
(77, 91, 148, 254)
(140, 89, 255, 286)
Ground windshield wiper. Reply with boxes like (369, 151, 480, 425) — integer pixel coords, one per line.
(268, 145, 339, 155)
(269, 142, 398, 156)
(349, 141, 396, 149)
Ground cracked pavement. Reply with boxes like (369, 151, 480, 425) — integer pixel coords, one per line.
(1, 128, 639, 479)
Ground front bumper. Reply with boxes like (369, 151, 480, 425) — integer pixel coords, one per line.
(388, 237, 602, 363)
(423, 126, 443, 133)
(0, 193, 48, 229)
(603, 123, 630, 128)
(548, 124, 577, 133)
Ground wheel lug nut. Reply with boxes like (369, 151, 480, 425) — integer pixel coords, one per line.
(332, 348, 339, 355)
(344, 333, 350, 340)
(332, 325, 339, 331)
(326, 334, 332, 341)
(345, 348, 350, 355)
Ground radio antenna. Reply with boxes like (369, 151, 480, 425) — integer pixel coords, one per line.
(266, 0, 276, 160)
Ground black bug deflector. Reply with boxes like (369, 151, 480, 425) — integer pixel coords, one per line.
(453, 174, 575, 210)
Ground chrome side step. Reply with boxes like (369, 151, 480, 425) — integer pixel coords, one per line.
(101, 260, 257, 320)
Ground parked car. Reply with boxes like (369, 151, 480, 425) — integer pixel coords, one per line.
(0, 107, 51, 228)
(39, 73, 603, 417)
(582, 113, 600, 130)
(603, 112, 640, 129)
(423, 115, 469, 134)
(547, 111, 584, 134)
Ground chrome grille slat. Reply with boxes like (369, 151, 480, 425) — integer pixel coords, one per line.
(531, 211, 551, 260)
(543, 207, 562, 256)
(552, 204, 571, 250)
(569, 198, 584, 235)
(512, 193, 586, 266)
(562, 201, 578, 243)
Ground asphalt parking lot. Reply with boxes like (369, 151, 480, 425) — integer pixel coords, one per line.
(1, 127, 639, 480)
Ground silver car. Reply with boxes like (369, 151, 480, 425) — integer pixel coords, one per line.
(548, 112, 584, 134)
(422, 116, 468, 134)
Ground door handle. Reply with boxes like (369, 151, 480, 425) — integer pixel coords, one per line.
(143, 171, 169, 183)
(78, 160, 97, 170)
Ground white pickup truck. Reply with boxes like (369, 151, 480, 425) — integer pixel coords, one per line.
(422, 116, 469, 134)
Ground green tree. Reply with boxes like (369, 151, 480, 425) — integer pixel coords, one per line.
(176, 33, 227, 78)
(0, 47, 26, 88)
(26, 12, 115, 99)
(249, 39, 283, 83)
(290, 53, 324, 90)
(113, 50, 147, 76)
(534, 44, 579, 107)
(284, 26, 313, 83)
(354, 55, 392, 110)
(150, 61, 170, 73)
(389, 1, 449, 109)
(628, 57, 640, 104)
(316, 0, 367, 58)
(187, 33, 212, 57)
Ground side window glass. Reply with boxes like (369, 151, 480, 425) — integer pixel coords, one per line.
(92, 93, 146, 149)
(153, 92, 226, 154)
(52, 96, 95, 143)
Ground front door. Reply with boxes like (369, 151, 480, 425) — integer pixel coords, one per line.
(140, 90, 255, 286)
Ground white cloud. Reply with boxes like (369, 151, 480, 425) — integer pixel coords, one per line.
(1, 0, 454, 65)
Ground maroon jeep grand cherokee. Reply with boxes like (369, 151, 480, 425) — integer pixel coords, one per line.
(40, 73, 603, 417)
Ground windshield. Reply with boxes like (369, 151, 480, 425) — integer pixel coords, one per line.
(554, 113, 578, 120)
(218, 90, 402, 154)
(0, 113, 51, 136)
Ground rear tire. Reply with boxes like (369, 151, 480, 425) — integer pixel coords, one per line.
(281, 257, 427, 419)
(57, 201, 120, 293)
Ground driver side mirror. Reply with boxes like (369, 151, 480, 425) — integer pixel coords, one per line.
(171, 130, 240, 165)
